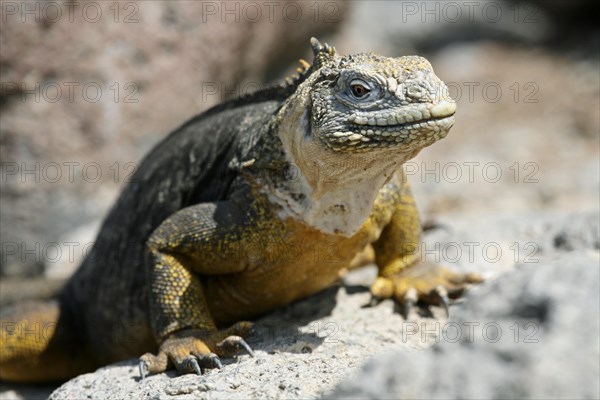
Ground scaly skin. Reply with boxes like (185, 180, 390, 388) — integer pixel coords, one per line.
(0, 38, 481, 382)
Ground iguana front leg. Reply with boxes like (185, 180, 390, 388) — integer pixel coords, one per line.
(139, 201, 256, 378)
(370, 178, 483, 317)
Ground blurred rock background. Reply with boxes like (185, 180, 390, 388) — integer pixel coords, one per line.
(0, 0, 598, 398)
(1, 0, 598, 285)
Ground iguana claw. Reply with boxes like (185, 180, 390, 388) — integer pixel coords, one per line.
(202, 353, 223, 371)
(239, 339, 255, 357)
(431, 285, 450, 316)
(139, 360, 149, 380)
(216, 336, 255, 358)
(189, 357, 202, 375)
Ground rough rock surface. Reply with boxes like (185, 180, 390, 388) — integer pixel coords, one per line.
(16, 210, 594, 400)
(45, 276, 446, 400)
(328, 251, 600, 400)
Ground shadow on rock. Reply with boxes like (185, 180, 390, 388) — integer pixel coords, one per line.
(247, 285, 340, 355)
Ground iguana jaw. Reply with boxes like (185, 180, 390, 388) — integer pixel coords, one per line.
(320, 107, 455, 152)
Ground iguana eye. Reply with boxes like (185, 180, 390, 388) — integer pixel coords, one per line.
(349, 80, 371, 99)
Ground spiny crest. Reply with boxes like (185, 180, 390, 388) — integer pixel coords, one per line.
(282, 37, 338, 88)
(310, 37, 337, 69)
(284, 58, 311, 85)
(285, 37, 337, 86)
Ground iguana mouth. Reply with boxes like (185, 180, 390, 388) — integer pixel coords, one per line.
(319, 99, 456, 151)
(323, 115, 455, 151)
(347, 100, 456, 127)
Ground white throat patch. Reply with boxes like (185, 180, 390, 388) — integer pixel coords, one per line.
(266, 110, 416, 237)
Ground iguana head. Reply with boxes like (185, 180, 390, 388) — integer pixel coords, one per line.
(304, 38, 456, 153)
(269, 38, 456, 236)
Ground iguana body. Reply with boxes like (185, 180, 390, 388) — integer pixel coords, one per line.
(0, 39, 480, 382)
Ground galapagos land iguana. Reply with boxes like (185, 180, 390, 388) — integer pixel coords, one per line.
(0, 38, 481, 382)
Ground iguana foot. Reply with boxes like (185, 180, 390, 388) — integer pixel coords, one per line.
(369, 262, 483, 318)
(139, 321, 255, 378)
